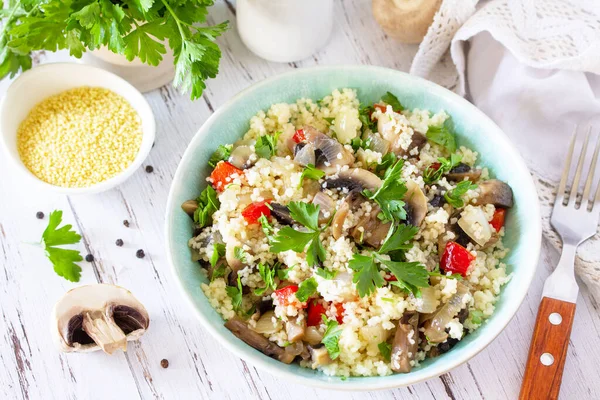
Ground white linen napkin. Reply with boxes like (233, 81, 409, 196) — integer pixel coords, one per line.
(410, 0, 600, 299)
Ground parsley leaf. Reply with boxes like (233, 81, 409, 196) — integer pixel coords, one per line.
(348, 254, 385, 297)
(254, 263, 277, 296)
(209, 242, 226, 267)
(226, 276, 243, 313)
(41, 210, 83, 282)
(316, 267, 338, 279)
(255, 132, 280, 160)
(287, 201, 320, 231)
(321, 318, 343, 360)
(270, 226, 316, 253)
(444, 180, 478, 208)
(258, 215, 274, 240)
(298, 164, 325, 188)
(359, 104, 376, 133)
(296, 277, 318, 302)
(379, 224, 419, 254)
(194, 185, 220, 227)
(363, 159, 407, 222)
(375, 152, 396, 176)
(234, 247, 248, 263)
(209, 145, 232, 168)
(381, 92, 404, 112)
(379, 259, 430, 297)
(426, 118, 457, 152)
(277, 266, 290, 280)
(423, 154, 462, 185)
(470, 310, 484, 325)
(378, 342, 392, 362)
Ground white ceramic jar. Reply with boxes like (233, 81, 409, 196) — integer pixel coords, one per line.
(236, 0, 334, 63)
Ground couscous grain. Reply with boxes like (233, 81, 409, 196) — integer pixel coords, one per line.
(17, 87, 143, 188)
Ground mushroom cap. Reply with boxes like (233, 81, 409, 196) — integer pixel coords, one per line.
(404, 179, 428, 227)
(372, 0, 443, 44)
(476, 179, 514, 208)
(51, 284, 149, 353)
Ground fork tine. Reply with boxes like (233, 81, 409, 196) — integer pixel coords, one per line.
(582, 131, 600, 210)
(567, 126, 591, 206)
(558, 127, 577, 204)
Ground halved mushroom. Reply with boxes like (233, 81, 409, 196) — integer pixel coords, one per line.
(391, 312, 419, 373)
(404, 180, 428, 227)
(225, 317, 294, 363)
(309, 345, 332, 368)
(422, 282, 468, 344)
(51, 284, 149, 354)
(325, 168, 383, 192)
(181, 200, 199, 216)
(302, 126, 354, 173)
(477, 179, 514, 208)
(351, 204, 391, 248)
(445, 163, 482, 182)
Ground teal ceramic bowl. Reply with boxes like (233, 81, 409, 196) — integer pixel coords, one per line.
(165, 66, 541, 390)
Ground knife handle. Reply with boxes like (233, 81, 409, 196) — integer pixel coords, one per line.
(519, 296, 576, 400)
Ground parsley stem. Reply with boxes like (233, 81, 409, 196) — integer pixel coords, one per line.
(160, 0, 188, 40)
(0, 0, 22, 45)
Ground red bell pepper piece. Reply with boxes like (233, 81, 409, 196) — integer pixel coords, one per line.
(490, 208, 506, 232)
(242, 200, 272, 224)
(307, 300, 326, 326)
(210, 161, 243, 192)
(440, 241, 475, 277)
(292, 129, 306, 143)
(373, 103, 387, 113)
(274, 285, 299, 307)
(333, 303, 345, 324)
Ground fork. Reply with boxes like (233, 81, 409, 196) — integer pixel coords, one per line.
(519, 127, 600, 400)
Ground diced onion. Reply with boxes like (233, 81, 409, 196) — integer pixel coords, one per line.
(413, 287, 437, 313)
(334, 108, 361, 144)
(368, 133, 390, 155)
(458, 207, 493, 246)
(304, 326, 323, 345)
(294, 143, 316, 166)
(422, 282, 468, 343)
(253, 311, 281, 335)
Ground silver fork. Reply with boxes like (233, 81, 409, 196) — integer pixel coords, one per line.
(520, 127, 600, 400)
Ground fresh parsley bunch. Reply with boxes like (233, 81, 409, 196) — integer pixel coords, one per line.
(0, 0, 228, 100)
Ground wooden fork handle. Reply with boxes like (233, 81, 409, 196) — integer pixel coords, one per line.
(519, 297, 576, 400)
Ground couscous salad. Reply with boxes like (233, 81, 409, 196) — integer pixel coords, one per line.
(181, 89, 514, 377)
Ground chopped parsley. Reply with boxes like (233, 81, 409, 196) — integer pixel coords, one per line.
(381, 92, 404, 112)
(426, 118, 457, 152)
(321, 318, 343, 360)
(254, 263, 278, 296)
(226, 276, 243, 313)
(348, 254, 386, 297)
(375, 152, 396, 176)
(268, 202, 328, 267)
(208, 144, 232, 168)
(422, 153, 462, 185)
(209, 243, 226, 267)
(41, 210, 83, 282)
(444, 180, 478, 208)
(359, 104, 376, 133)
(255, 132, 281, 159)
(193, 185, 220, 228)
(296, 277, 318, 302)
(470, 310, 484, 325)
(378, 342, 392, 362)
(362, 159, 407, 222)
(234, 246, 248, 263)
(298, 164, 325, 188)
(316, 267, 338, 280)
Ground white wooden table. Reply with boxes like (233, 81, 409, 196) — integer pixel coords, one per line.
(1, 1, 599, 399)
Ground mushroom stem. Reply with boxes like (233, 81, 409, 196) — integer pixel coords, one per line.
(82, 310, 128, 354)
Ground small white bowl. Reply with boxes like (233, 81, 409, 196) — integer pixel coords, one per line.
(0, 63, 155, 195)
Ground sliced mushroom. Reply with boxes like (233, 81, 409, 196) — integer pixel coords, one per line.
(446, 163, 482, 182)
(51, 284, 149, 354)
(181, 200, 199, 216)
(351, 204, 391, 248)
(303, 126, 354, 173)
(225, 317, 295, 364)
(269, 203, 294, 225)
(404, 179, 428, 227)
(331, 190, 363, 239)
(391, 312, 419, 373)
(422, 282, 469, 344)
(322, 169, 382, 198)
(228, 145, 256, 169)
(476, 179, 514, 208)
(309, 345, 332, 368)
(396, 131, 428, 157)
(285, 316, 306, 343)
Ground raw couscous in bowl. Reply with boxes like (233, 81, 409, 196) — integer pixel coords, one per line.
(165, 66, 541, 390)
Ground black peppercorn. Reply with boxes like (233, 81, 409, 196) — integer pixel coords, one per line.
(123, 219, 130, 227)
(85, 254, 94, 262)
(136, 249, 145, 259)
(160, 359, 169, 368)
(36, 211, 44, 219)
(145, 165, 154, 173)
(115, 239, 124, 247)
